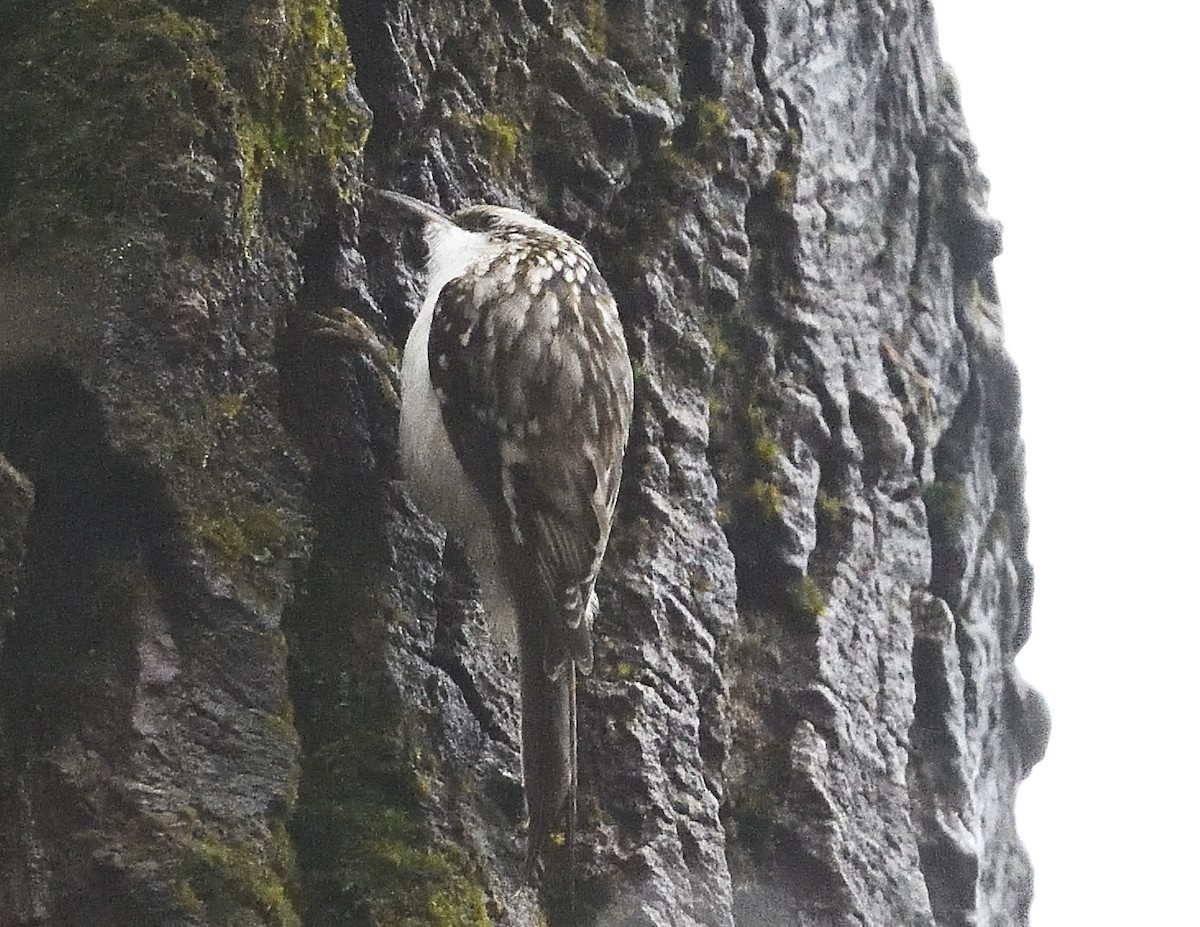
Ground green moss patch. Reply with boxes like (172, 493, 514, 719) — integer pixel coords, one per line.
(579, 0, 610, 57)
(922, 479, 967, 536)
(176, 827, 300, 927)
(766, 168, 796, 206)
(228, 0, 366, 235)
(747, 479, 783, 518)
(449, 111, 525, 176)
(282, 580, 493, 927)
(126, 392, 311, 588)
(814, 487, 850, 549)
(191, 501, 309, 569)
(676, 97, 730, 166)
(786, 575, 827, 623)
(702, 320, 737, 365)
(292, 800, 490, 927)
(0, 0, 365, 254)
(0, 0, 229, 248)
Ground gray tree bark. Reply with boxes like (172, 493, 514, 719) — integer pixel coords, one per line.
(0, 1, 1047, 925)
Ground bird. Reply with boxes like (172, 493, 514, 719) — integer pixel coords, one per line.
(311, 189, 634, 879)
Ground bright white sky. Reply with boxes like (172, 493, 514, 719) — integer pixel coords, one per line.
(932, 2, 1200, 924)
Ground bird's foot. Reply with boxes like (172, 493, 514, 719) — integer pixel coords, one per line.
(301, 307, 402, 412)
(304, 306, 399, 370)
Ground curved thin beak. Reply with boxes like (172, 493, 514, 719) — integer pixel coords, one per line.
(366, 187, 455, 229)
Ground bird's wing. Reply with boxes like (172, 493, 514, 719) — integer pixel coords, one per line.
(427, 249, 632, 676)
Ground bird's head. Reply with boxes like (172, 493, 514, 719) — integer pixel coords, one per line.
(369, 189, 571, 296)
(451, 203, 562, 239)
(370, 189, 564, 250)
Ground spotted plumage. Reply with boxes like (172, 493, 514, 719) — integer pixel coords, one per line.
(427, 231, 629, 678)
(363, 190, 633, 880)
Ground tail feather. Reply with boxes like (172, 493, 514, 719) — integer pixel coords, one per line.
(520, 622, 576, 880)
(567, 665, 577, 887)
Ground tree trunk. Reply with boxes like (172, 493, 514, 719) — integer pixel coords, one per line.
(0, 1, 1047, 924)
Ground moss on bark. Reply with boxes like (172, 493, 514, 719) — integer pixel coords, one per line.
(0, 0, 365, 256)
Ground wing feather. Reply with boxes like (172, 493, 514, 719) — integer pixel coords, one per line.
(427, 243, 632, 676)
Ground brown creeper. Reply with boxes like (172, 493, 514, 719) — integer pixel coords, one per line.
(332, 190, 633, 877)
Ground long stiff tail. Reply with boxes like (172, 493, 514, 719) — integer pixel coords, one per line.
(520, 626, 576, 879)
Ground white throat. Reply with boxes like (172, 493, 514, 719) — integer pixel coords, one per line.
(422, 222, 489, 308)
(396, 219, 518, 646)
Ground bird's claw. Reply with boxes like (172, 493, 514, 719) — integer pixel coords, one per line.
(301, 307, 403, 412)
(304, 307, 400, 371)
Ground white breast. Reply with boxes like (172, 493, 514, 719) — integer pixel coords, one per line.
(398, 229, 517, 643)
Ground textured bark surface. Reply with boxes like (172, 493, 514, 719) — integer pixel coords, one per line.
(0, 1, 1048, 925)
